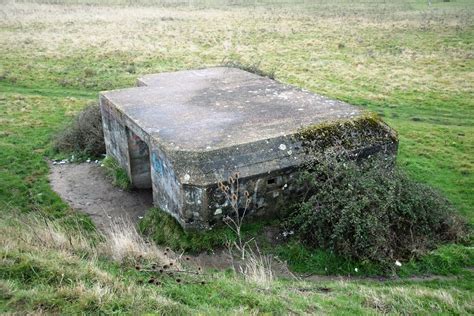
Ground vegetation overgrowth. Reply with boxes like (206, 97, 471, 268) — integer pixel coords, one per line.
(2, 210, 474, 314)
(1, 0, 473, 313)
(288, 153, 469, 266)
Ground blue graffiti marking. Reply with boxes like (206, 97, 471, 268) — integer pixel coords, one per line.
(151, 152, 164, 175)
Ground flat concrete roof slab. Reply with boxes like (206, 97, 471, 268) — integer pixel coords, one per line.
(102, 67, 362, 152)
(100, 67, 398, 228)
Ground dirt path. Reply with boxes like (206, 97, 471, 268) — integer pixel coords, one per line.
(48, 162, 237, 270)
(49, 162, 153, 231)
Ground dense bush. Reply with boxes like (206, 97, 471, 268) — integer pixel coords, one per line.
(53, 103, 105, 157)
(288, 154, 469, 265)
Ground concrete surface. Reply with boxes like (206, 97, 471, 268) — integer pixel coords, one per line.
(99, 67, 398, 229)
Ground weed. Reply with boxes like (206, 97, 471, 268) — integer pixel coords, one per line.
(221, 57, 276, 79)
(218, 172, 275, 287)
(218, 172, 252, 259)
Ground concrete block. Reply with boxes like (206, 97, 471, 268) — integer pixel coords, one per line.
(100, 67, 397, 229)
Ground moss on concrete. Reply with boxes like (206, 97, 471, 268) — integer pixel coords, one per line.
(296, 111, 398, 152)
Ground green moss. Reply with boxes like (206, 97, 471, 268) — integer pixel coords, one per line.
(296, 112, 398, 151)
(296, 112, 398, 150)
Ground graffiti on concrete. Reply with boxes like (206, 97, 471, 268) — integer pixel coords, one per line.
(151, 152, 164, 175)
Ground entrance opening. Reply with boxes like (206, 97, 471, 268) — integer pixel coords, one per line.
(126, 128, 152, 190)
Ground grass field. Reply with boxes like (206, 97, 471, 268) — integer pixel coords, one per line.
(1, 0, 473, 314)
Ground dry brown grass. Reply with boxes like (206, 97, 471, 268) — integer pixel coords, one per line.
(0, 211, 186, 313)
(0, 212, 95, 255)
(0, 211, 167, 266)
(102, 216, 168, 264)
(239, 247, 274, 288)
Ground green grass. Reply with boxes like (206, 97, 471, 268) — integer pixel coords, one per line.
(102, 156, 132, 190)
(276, 241, 474, 277)
(0, 93, 86, 215)
(139, 207, 266, 253)
(1, 0, 473, 313)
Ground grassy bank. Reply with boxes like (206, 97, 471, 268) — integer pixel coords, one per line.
(2, 212, 473, 314)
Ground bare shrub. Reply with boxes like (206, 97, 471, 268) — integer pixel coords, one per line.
(218, 172, 274, 287)
(218, 172, 252, 260)
(53, 102, 105, 157)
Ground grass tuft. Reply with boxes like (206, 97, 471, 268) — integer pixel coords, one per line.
(139, 208, 236, 252)
(103, 216, 167, 265)
(101, 156, 131, 190)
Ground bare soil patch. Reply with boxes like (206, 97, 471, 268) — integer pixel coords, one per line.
(49, 162, 153, 231)
(48, 162, 237, 270)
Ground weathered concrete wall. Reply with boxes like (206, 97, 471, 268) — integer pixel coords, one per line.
(101, 96, 153, 190)
(100, 68, 399, 230)
(205, 167, 301, 227)
(182, 185, 207, 228)
(100, 97, 131, 175)
(149, 142, 185, 224)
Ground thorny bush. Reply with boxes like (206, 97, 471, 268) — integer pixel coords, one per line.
(288, 153, 469, 266)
